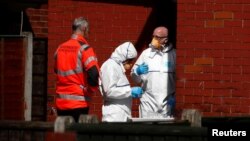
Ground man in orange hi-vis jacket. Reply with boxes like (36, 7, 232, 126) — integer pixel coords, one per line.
(54, 17, 100, 122)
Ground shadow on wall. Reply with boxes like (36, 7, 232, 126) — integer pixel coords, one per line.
(74, 0, 177, 53)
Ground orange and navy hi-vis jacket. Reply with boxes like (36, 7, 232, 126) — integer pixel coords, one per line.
(54, 34, 100, 110)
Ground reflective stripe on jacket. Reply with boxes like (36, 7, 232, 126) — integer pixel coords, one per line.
(54, 34, 99, 110)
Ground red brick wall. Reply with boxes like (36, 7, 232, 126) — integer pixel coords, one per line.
(176, 0, 250, 117)
(47, 0, 152, 120)
(0, 38, 26, 120)
(26, 4, 48, 38)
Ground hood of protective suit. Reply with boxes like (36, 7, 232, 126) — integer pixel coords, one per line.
(111, 42, 137, 63)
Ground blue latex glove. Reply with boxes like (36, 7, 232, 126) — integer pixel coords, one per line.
(131, 87, 143, 98)
(136, 63, 149, 75)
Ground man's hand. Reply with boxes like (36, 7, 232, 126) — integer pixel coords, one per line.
(131, 87, 143, 98)
(136, 63, 149, 75)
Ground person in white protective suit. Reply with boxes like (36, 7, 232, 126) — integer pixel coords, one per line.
(131, 26, 176, 118)
(99, 42, 143, 122)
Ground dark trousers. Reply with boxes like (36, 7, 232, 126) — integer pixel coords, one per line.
(57, 107, 89, 122)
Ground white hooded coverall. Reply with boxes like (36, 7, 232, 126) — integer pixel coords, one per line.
(99, 42, 137, 122)
(131, 43, 176, 118)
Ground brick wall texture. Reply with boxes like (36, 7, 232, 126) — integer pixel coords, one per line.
(0, 38, 26, 120)
(26, 4, 48, 38)
(46, 0, 250, 120)
(177, 0, 250, 117)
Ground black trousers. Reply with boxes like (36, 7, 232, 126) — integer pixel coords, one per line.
(57, 107, 89, 122)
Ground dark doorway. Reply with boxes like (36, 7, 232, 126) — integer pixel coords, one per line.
(32, 38, 48, 121)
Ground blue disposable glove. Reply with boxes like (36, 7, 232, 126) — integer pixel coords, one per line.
(136, 63, 149, 75)
(131, 87, 143, 98)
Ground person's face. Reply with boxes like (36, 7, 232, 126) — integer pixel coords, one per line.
(151, 28, 168, 49)
(123, 59, 134, 70)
